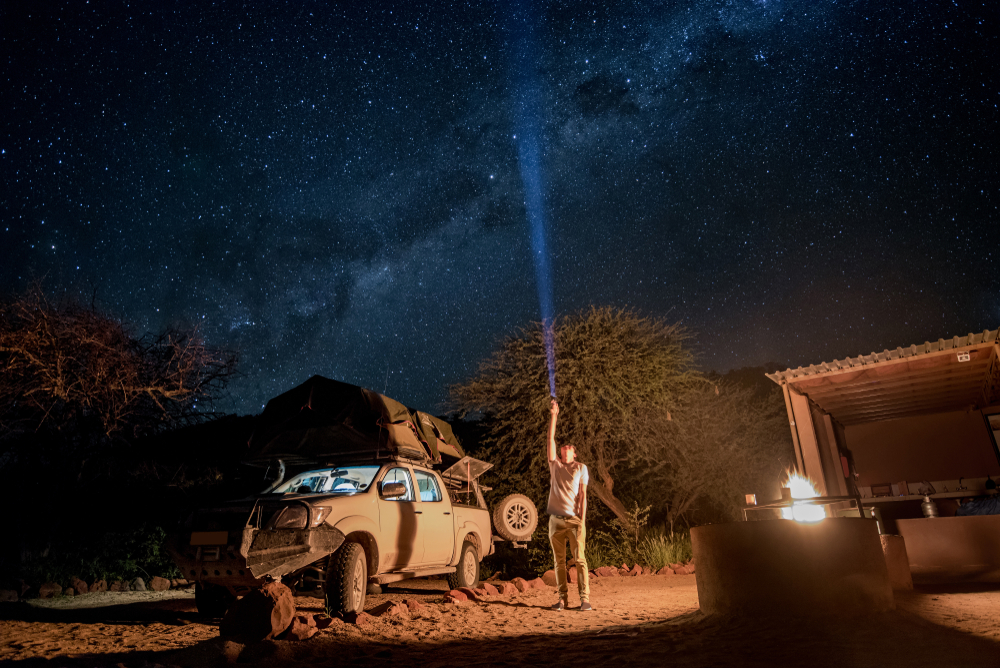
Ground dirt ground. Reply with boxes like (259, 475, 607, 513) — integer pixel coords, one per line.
(2, 575, 999, 668)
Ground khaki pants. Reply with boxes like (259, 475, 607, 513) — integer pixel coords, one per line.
(548, 515, 590, 602)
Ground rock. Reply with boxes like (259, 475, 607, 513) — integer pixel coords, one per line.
(568, 568, 578, 584)
(594, 566, 619, 578)
(220, 581, 296, 642)
(402, 599, 425, 611)
(528, 578, 548, 590)
(64, 587, 75, 596)
(656, 567, 675, 576)
(541, 570, 557, 587)
(446, 589, 468, 602)
(618, 568, 630, 576)
(674, 565, 692, 575)
(90, 579, 108, 593)
(315, 616, 340, 630)
(687, 563, 696, 573)
(133, 577, 147, 592)
(480, 582, 499, 596)
(149, 576, 171, 592)
(669, 563, 683, 571)
(0, 590, 18, 603)
(370, 601, 410, 618)
(342, 611, 373, 626)
(38, 582, 62, 599)
(110, 580, 131, 592)
(70, 577, 89, 594)
(497, 582, 518, 596)
(457, 586, 483, 601)
(629, 565, 642, 577)
(511, 577, 529, 592)
(221, 639, 244, 663)
(281, 615, 319, 640)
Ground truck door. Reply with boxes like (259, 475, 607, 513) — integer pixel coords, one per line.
(413, 469, 455, 566)
(377, 466, 422, 569)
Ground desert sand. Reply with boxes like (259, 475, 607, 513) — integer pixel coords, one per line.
(2, 575, 999, 667)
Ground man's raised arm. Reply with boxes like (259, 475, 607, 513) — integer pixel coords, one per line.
(547, 400, 559, 463)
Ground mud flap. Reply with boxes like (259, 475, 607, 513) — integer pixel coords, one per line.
(242, 524, 346, 579)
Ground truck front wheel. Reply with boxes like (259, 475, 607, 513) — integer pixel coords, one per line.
(195, 582, 235, 618)
(447, 541, 479, 589)
(325, 542, 367, 615)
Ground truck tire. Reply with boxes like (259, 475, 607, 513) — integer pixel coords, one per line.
(446, 542, 479, 589)
(324, 542, 367, 615)
(493, 493, 538, 542)
(195, 582, 235, 618)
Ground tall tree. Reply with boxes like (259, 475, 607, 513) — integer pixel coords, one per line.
(0, 287, 238, 460)
(449, 306, 703, 527)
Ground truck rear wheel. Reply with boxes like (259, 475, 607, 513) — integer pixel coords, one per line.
(493, 493, 538, 542)
(325, 542, 367, 615)
(195, 582, 235, 618)
(446, 541, 479, 589)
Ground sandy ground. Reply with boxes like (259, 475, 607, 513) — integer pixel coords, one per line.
(2, 576, 999, 668)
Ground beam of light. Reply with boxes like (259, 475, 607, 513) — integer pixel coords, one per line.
(507, 0, 556, 397)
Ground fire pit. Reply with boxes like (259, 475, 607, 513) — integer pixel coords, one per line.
(692, 516, 894, 617)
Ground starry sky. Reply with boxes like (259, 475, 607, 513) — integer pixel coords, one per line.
(3, 0, 998, 415)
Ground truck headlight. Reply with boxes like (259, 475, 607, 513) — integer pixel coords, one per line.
(273, 505, 308, 529)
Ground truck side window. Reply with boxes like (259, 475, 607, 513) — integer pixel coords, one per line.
(382, 467, 415, 502)
(413, 470, 442, 502)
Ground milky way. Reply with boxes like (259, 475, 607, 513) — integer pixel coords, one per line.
(3, 0, 997, 414)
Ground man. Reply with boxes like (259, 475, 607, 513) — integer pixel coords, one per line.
(546, 399, 593, 611)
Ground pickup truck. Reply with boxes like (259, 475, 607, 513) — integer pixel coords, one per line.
(168, 376, 537, 617)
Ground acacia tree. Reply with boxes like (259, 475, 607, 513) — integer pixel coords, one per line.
(0, 287, 238, 450)
(630, 382, 792, 534)
(449, 306, 703, 528)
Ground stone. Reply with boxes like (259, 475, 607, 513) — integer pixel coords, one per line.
(90, 579, 108, 593)
(0, 590, 19, 603)
(281, 615, 319, 640)
(64, 587, 75, 596)
(481, 582, 499, 596)
(315, 616, 340, 630)
(342, 611, 373, 626)
(221, 639, 244, 663)
(594, 566, 619, 577)
(38, 582, 62, 599)
(370, 601, 410, 618)
(674, 565, 691, 575)
(541, 570, 557, 587)
(497, 582, 518, 596)
(149, 576, 171, 592)
(402, 599, 425, 611)
(457, 586, 483, 601)
(656, 567, 675, 576)
(629, 565, 642, 577)
(446, 589, 468, 602)
(528, 578, 548, 590)
(108, 580, 129, 592)
(618, 568, 630, 576)
(669, 563, 683, 571)
(568, 568, 578, 584)
(133, 577, 147, 592)
(220, 581, 296, 642)
(70, 577, 89, 594)
(511, 577, 529, 592)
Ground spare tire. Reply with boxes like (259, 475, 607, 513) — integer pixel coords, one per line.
(493, 493, 538, 542)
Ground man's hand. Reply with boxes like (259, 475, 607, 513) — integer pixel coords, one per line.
(551, 400, 559, 417)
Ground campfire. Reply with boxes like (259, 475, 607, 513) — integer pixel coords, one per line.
(780, 472, 826, 523)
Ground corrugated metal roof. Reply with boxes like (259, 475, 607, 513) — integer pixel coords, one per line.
(766, 328, 1000, 425)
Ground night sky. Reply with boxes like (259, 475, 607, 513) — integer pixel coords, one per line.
(3, 1, 998, 415)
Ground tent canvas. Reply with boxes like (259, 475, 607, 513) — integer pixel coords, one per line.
(247, 375, 465, 465)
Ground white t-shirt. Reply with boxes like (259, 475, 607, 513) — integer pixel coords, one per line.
(547, 459, 589, 517)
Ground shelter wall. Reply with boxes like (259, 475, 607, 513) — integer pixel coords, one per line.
(845, 409, 1000, 486)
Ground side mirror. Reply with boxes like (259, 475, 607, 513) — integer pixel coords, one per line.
(380, 481, 407, 499)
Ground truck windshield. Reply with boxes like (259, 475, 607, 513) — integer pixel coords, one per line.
(275, 465, 381, 495)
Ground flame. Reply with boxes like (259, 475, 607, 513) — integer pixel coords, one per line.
(780, 472, 826, 522)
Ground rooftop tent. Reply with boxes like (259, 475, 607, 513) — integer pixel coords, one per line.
(247, 375, 465, 465)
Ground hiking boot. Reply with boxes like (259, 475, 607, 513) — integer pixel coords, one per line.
(551, 599, 568, 611)
(579, 601, 594, 611)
